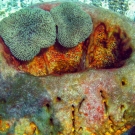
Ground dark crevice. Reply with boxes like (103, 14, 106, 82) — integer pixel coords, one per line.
(56, 25, 58, 34)
(123, 110, 127, 119)
(100, 90, 108, 113)
(110, 124, 114, 130)
(50, 117, 53, 125)
(78, 37, 89, 71)
(72, 105, 75, 134)
(78, 127, 83, 132)
(120, 104, 125, 112)
(100, 90, 106, 99)
(46, 103, 50, 110)
(121, 78, 127, 86)
(108, 115, 115, 125)
(103, 101, 108, 113)
(121, 80, 126, 86)
(78, 98, 85, 113)
(56, 97, 62, 102)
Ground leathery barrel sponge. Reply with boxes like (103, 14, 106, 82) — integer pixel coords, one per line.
(50, 2, 93, 48)
(0, 7, 56, 61)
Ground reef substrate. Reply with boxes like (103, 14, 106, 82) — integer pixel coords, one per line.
(0, 1, 135, 135)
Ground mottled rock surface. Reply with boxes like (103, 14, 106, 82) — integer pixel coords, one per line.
(0, 2, 135, 135)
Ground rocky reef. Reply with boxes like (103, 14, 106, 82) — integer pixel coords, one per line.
(0, 1, 135, 135)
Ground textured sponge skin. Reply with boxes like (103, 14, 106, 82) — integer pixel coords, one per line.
(50, 2, 93, 48)
(0, 8, 56, 61)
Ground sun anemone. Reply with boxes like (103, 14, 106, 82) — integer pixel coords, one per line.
(50, 2, 93, 48)
(0, 7, 56, 61)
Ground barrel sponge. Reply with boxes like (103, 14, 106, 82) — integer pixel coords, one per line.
(0, 8, 56, 61)
(50, 2, 93, 48)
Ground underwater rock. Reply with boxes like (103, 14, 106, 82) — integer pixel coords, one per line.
(0, 1, 135, 135)
(0, 2, 132, 76)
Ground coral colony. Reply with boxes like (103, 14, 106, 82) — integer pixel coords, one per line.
(0, 8, 56, 61)
(0, 2, 93, 60)
(0, 1, 135, 135)
(50, 2, 93, 47)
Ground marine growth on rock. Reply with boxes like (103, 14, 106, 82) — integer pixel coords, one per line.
(0, 1, 135, 135)
(0, 7, 56, 61)
(50, 2, 93, 48)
